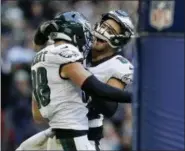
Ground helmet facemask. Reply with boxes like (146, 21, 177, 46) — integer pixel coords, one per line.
(93, 10, 135, 50)
(93, 21, 132, 49)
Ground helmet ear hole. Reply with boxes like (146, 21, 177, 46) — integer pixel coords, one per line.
(110, 37, 121, 47)
(110, 35, 130, 47)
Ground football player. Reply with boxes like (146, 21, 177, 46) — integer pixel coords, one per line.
(16, 11, 132, 150)
(85, 10, 134, 150)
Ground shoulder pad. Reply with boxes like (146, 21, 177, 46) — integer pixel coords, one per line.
(111, 55, 133, 85)
(46, 44, 83, 65)
(50, 44, 81, 57)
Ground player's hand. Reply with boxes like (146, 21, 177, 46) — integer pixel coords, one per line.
(39, 20, 59, 37)
(34, 20, 58, 45)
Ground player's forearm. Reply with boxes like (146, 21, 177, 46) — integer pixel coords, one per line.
(32, 100, 45, 124)
(32, 114, 46, 124)
(81, 75, 132, 103)
(91, 78, 126, 117)
(91, 96, 118, 117)
(63, 63, 132, 103)
(32, 111, 49, 124)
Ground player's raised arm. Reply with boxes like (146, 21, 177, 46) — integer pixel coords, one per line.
(61, 62, 132, 103)
(33, 21, 58, 51)
(90, 78, 126, 117)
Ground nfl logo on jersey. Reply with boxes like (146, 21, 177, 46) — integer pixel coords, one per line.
(149, 1, 175, 31)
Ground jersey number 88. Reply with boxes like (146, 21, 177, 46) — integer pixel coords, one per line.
(31, 67, 50, 109)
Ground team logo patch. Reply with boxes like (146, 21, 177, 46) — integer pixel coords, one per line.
(59, 49, 79, 58)
(149, 1, 175, 31)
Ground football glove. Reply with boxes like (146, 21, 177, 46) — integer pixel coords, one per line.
(34, 20, 58, 45)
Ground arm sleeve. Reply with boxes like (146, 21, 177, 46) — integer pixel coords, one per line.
(81, 75, 132, 103)
(91, 96, 118, 118)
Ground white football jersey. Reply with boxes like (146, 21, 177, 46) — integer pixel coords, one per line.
(31, 43, 88, 130)
(87, 54, 133, 128)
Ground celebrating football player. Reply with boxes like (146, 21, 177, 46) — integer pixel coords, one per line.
(85, 10, 134, 150)
(16, 11, 132, 150)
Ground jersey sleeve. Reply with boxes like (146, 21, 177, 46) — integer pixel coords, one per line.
(111, 56, 133, 85)
(46, 44, 83, 65)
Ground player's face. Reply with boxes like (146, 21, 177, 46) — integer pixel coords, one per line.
(92, 19, 121, 52)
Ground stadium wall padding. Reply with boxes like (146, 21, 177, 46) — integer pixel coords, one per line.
(133, 0, 184, 150)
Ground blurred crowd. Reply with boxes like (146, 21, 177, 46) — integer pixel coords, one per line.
(1, 0, 138, 150)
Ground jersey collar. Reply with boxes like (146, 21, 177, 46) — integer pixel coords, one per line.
(90, 52, 121, 67)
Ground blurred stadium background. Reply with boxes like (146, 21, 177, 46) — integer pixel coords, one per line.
(1, 0, 184, 151)
(1, 1, 138, 150)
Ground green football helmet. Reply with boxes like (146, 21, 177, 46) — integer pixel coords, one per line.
(49, 11, 92, 58)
